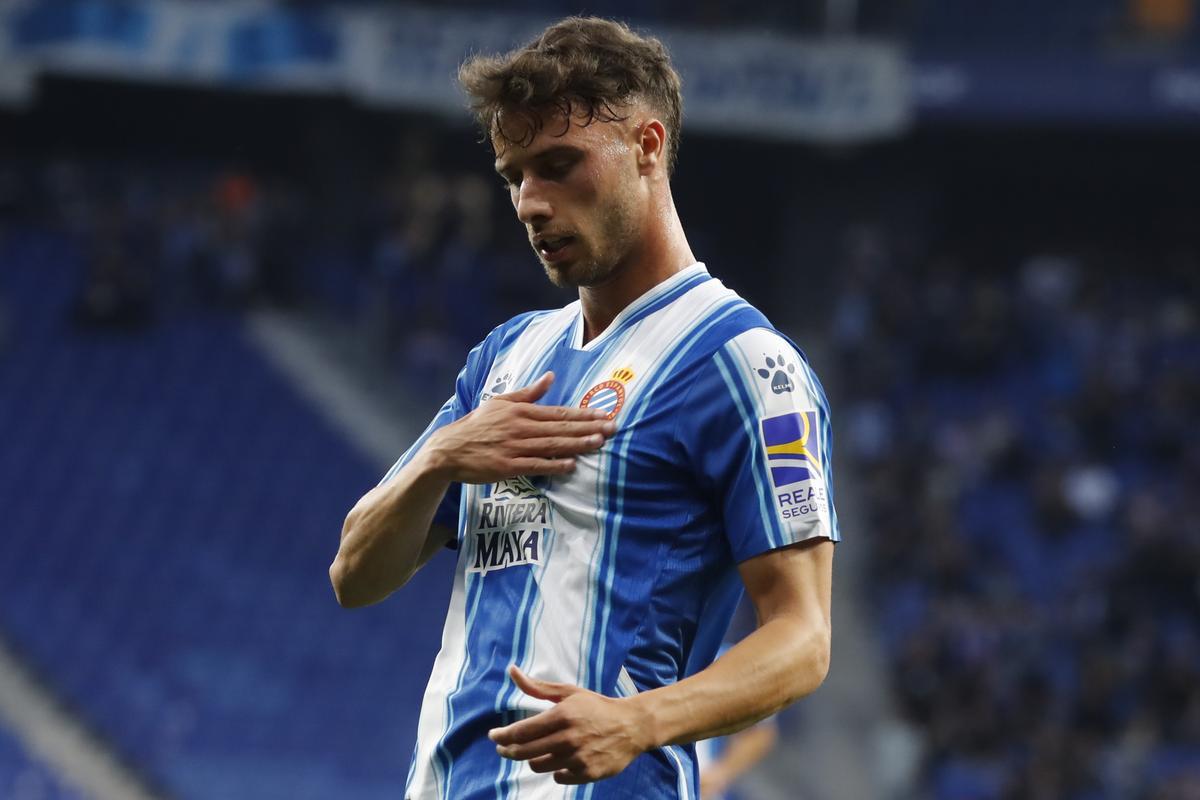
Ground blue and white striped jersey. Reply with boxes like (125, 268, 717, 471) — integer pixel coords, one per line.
(384, 264, 840, 800)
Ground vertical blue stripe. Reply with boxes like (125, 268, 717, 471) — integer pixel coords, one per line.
(492, 568, 538, 800)
(587, 299, 748, 694)
(496, 573, 538, 715)
(434, 566, 487, 798)
(568, 321, 646, 687)
(712, 349, 785, 550)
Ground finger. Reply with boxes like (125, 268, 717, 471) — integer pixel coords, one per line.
(509, 665, 581, 703)
(523, 403, 611, 422)
(553, 768, 591, 785)
(489, 710, 566, 746)
(516, 435, 605, 458)
(501, 371, 554, 403)
(527, 752, 583, 773)
(509, 457, 576, 476)
(495, 731, 573, 762)
(519, 419, 617, 438)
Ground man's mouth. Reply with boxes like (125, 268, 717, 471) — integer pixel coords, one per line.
(536, 235, 575, 258)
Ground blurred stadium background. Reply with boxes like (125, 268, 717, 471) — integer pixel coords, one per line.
(0, 1, 1198, 799)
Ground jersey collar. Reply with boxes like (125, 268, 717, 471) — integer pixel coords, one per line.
(569, 262, 710, 352)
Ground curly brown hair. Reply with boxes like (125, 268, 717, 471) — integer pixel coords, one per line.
(458, 17, 683, 175)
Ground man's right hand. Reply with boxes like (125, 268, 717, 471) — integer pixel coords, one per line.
(424, 371, 616, 484)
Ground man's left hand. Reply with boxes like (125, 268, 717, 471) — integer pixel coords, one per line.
(488, 665, 653, 784)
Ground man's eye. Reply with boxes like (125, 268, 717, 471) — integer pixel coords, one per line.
(544, 161, 572, 179)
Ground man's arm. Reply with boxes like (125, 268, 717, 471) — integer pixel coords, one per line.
(329, 372, 615, 608)
(329, 453, 456, 609)
(639, 537, 833, 741)
(488, 537, 833, 784)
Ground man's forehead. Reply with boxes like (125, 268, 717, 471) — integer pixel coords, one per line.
(491, 105, 628, 169)
(493, 137, 580, 172)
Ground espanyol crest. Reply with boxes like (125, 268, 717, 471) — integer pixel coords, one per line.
(580, 367, 634, 420)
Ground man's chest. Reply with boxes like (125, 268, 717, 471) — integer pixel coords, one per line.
(459, 338, 702, 576)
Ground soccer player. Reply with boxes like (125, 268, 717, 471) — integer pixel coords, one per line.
(329, 17, 838, 800)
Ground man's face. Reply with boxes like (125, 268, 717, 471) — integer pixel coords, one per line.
(493, 108, 646, 289)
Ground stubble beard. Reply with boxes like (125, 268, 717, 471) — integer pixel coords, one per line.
(541, 252, 611, 289)
(539, 194, 640, 290)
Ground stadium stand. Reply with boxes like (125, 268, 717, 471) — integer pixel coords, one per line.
(0, 724, 86, 800)
(913, 0, 1125, 51)
(833, 232, 1200, 799)
(0, 214, 457, 798)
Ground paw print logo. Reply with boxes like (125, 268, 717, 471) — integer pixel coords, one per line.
(481, 372, 512, 403)
(756, 354, 796, 395)
(489, 373, 511, 395)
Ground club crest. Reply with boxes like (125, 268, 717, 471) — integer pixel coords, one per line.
(579, 367, 635, 420)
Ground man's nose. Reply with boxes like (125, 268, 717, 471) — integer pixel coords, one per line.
(515, 178, 552, 226)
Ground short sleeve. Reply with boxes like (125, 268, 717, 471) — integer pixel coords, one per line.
(377, 332, 499, 536)
(678, 328, 840, 563)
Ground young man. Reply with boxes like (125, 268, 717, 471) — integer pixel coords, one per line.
(330, 17, 838, 800)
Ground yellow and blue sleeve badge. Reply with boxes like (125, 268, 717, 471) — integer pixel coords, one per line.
(760, 411, 823, 488)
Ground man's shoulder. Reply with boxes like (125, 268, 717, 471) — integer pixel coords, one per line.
(674, 277, 813, 370)
(473, 303, 577, 361)
(716, 324, 812, 369)
(657, 290, 825, 409)
(494, 304, 576, 343)
(662, 288, 794, 372)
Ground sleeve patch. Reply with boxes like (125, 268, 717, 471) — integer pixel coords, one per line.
(760, 410, 830, 522)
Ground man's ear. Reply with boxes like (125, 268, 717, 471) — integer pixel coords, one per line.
(635, 119, 667, 176)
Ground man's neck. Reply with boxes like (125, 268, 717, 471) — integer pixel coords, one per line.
(577, 211, 695, 346)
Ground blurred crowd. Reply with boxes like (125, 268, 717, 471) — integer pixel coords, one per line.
(1, 157, 311, 322)
(0, 150, 562, 395)
(833, 227, 1200, 799)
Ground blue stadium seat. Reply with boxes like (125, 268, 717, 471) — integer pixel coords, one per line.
(0, 228, 457, 798)
(0, 724, 88, 800)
